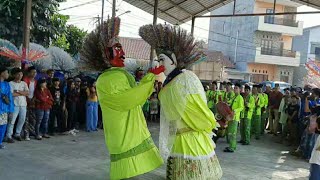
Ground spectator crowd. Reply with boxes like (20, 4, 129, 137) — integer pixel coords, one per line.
(0, 66, 99, 149)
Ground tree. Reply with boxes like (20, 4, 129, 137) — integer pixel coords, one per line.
(0, 0, 66, 47)
(65, 25, 87, 56)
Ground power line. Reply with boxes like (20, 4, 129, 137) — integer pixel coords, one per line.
(59, 0, 101, 11)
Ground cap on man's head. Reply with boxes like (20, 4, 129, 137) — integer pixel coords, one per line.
(275, 83, 280, 87)
(75, 78, 81, 82)
(244, 85, 251, 90)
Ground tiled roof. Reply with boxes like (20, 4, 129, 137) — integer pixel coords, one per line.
(120, 37, 151, 61)
(204, 50, 235, 68)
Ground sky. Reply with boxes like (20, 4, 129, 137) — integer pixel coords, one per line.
(59, 0, 320, 42)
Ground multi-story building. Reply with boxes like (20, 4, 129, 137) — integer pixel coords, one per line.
(208, 0, 303, 84)
(292, 25, 320, 87)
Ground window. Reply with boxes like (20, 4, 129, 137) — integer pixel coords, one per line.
(310, 42, 320, 54)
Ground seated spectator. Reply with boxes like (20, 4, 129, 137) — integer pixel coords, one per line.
(149, 93, 159, 122)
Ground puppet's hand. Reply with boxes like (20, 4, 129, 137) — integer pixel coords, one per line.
(149, 65, 165, 75)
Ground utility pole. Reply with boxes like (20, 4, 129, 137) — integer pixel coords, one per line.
(22, 0, 32, 70)
(101, 0, 104, 29)
(150, 0, 159, 68)
(234, 30, 239, 63)
(112, 0, 116, 18)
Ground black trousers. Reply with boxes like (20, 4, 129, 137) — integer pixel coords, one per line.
(49, 105, 65, 133)
(67, 103, 78, 130)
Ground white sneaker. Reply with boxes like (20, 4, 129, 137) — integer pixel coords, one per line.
(25, 137, 31, 141)
(73, 129, 80, 133)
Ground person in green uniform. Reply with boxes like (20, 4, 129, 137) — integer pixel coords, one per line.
(240, 85, 255, 145)
(225, 82, 235, 105)
(82, 17, 164, 179)
(251, 84, 264, 140)
(258, 84, 268, 135)
(207, 81, 219, 114)
(224, 83, 244, 153)
(219, 81, 227, 101)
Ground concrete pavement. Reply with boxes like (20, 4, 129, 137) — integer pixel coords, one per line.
(0, 123, 310, 180)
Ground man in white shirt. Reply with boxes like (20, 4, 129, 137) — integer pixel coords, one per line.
(6, 68, 29, 142)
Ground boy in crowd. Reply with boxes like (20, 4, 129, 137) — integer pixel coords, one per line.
(251, 84, 264, 140)
(225, 82, 235, 105)
(224, 83, 244, 153)
(23, 66, 37, 140)
(240, 85, 255, 145)
(269, 84, 283, 135)
(49, 78, 66, 135)
(6, 68, 29, 143)
(207, 81, 219, 114)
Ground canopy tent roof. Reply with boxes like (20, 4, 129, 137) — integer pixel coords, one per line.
(123, 0, 320, 25)
(293, 0, 320, 9)
(123, 0, 233, 25)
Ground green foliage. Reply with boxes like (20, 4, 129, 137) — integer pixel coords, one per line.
(52, 34, 70, 51)
(65, 25, 87, 56)
(0, 0, 87, 58)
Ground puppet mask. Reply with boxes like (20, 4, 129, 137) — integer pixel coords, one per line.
(158, 53, 177, 76)
(110, 43, 125, 67)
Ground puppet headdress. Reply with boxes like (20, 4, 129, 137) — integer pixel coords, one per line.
(139, 24, 204, 69)
(80, 17, 121, 71)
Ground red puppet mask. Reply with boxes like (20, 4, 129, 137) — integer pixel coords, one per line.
(109, 43, 125, 67)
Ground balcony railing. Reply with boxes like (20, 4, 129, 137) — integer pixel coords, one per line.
(264, 16, 299, 27)
(261, 47, 296, 58)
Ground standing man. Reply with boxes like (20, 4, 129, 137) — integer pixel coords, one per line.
(225, 82, 235, 105)
(258, 84, 269, 135)
(49, 78, 66, 135)
(251, 85, 264, 140)
(6, 68, 29, 142)
(224, 83, 244, 153)
(23, 66, 37, 140)
(269, 84, 283, 135)
(240, 85, 255, 145)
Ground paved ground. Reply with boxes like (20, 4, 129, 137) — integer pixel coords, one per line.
(0, 123, 310, 180)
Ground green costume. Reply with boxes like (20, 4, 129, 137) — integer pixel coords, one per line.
(227, 94, 244, 151)
(159, 70, 222, 180)
(240, 94, 255, 144)
(260, 93, 268, 134)
(225, 91, 235, 105)
(251, 94, 264, 139)
(97, 68, 163, 179)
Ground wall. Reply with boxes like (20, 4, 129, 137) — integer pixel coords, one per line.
(254, 31, 282, 49)
(254, 1, 285, 18)
(282, 35, 293, 50)
(247, 63, 276, 80)
(274, 65, 294, 84)
(192, 61, 223, 81)
(208, 0, 256, 72)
